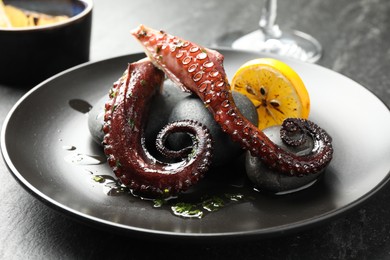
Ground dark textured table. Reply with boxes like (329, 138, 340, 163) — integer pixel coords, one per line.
(1, 0, 389, 259)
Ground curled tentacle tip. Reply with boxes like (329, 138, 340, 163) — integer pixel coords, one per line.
(280, 118, 311, 147)
(246, 124, 328, 194)
(156, 119, 214, 162)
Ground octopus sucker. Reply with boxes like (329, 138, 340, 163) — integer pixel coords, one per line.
(131, 24, 333, 177)
(102, 58, 213, 198)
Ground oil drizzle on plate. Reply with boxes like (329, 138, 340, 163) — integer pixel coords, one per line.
(154, 193, 250, 219)
(90, 172, 253, 219)
(91, 174, 130, 196)
(64, 153, 106, 165)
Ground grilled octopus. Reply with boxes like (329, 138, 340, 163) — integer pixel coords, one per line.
(103, 25, 333, 198)
(103, 59, 213, 198)
(130, 25, 333, 178)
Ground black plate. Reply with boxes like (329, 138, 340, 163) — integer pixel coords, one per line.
(2, 50, 390, 239)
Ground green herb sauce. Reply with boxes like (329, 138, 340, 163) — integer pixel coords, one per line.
(153, 193, 249, 219)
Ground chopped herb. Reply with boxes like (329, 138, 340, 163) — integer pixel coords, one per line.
(92, 175, 105, 183)
(202, 196, 225, 212)
(187, 148, 196, 159)
(115, 159, 122, 168)
(171, 203, 203, 218)
(127, 118, 135, 129)
(109, 88, 117, 98)
(140, 79, 147, 86)
(172, 203, 192, 213)
(153, 199, 165, 208)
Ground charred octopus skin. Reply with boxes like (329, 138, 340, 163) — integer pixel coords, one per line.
(103, 58, 213, 198)
(131, 25, 333, 177)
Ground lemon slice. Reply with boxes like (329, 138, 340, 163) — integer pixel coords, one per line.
(0, 1, 69, 28)
(231, 58, 310, 130)
(0, 0, 12, 28)
(3, 4, 29, 27)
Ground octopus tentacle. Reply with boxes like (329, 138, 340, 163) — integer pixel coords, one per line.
(131, 25, 333, 177)
(156, 120, 208, 159)
(280, 118, 311, 147)
(103, 58, 213, 197)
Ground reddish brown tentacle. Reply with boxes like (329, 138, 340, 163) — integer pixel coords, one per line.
(103, 59, 213, 197)
(131, 25, 333, 177)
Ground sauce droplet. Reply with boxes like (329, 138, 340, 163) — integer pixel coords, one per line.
(64, 153, 106, 165)
(62, 145, 76, 151)
(69, 99, 92, 114)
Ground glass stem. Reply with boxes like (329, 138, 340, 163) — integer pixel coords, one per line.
(259, 0, 282, 38)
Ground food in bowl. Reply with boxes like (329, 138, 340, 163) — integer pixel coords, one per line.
(0, 0, 69, 28)
(0, 0, 92, 86)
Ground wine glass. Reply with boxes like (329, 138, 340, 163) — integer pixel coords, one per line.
(215, 0, 322, 63)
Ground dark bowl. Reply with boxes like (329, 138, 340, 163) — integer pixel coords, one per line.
(0, 0, 93, 87)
